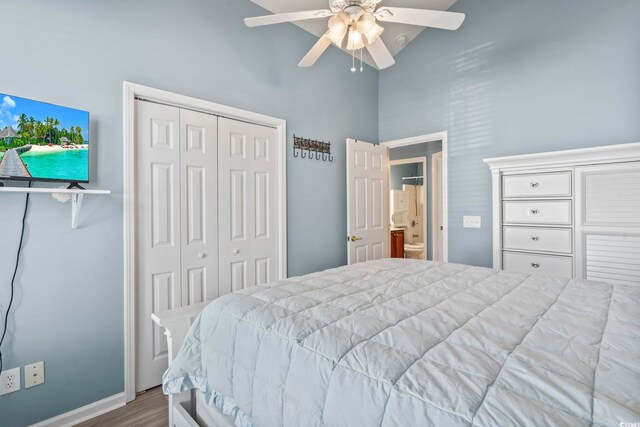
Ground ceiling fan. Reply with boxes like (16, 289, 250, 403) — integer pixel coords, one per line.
(244, 0, 465, 70)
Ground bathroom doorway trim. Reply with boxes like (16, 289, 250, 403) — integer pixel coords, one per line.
(382, 132, 448, 262)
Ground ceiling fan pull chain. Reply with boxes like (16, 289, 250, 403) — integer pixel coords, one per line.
(351, 46, 356, 72)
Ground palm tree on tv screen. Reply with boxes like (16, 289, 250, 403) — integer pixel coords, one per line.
(17, 113, 28, 134)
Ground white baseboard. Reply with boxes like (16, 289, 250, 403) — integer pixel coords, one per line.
(29, 392, 126, 427)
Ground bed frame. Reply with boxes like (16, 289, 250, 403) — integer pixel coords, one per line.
(152, 303, 235, 427)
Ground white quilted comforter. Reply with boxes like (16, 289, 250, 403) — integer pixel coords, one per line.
(163, 259, 640, 427)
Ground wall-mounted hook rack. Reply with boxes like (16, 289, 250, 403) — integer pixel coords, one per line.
(293, 135, 334, 163)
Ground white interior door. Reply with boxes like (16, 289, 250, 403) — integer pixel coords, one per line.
(135, 100, 181, 392)
(346, 138, 389, 264)
(218, 117, 279, 294)
(432, 151, 444, 261)
(180, 109, 219, 304)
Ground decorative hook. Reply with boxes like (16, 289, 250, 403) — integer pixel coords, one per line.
(293, 136, 334, 163)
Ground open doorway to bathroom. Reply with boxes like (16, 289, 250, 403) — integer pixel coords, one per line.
(388, 140, 443, 261)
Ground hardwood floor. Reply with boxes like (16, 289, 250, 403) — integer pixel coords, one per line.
(75, 387, 168, 427)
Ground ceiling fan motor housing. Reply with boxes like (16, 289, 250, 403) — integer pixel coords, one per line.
(330, 0, 382, 14)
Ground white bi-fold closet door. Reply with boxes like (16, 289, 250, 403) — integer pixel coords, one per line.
(218, 118, 279, 293)
(135, 100, 279, 392)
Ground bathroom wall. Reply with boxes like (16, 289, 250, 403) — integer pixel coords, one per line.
(389, 141, 443, 259)
(389, 163, 418, 190)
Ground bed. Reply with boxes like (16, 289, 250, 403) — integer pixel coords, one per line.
(159, 258, 640, 426)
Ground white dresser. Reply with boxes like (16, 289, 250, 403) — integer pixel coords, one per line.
(484, 142, 640, 285)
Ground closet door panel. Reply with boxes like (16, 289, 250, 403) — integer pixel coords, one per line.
(251, 124, 279, 286)
(219, 118, 279, 293)
(180, 109, 219, 303)
(135, 100, 181, 392)
(219, 119, 253, 294)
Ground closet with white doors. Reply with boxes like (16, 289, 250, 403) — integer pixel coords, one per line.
(134, 100, 280, 392)
(485, 142, 640, 285)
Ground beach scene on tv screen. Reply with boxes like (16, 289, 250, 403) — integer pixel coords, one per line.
(0, 93, 89, 182)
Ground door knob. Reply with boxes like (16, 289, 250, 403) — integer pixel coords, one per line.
(233, 249, 240, 254)
(198, 253, 206, 259)
(350, 236, 363, 242)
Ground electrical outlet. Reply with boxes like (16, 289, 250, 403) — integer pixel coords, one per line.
(24, 361, 45, 388)
(0, 367, 21, 395)
(463, 216, 482, 229)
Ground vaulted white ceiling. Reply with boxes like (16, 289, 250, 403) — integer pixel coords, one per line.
(248, 0, 459, 69)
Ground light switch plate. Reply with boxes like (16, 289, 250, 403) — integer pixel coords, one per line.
(463, 216, 481, 229)
(0, 367, 21, 395)
(24, 361, 45, 388)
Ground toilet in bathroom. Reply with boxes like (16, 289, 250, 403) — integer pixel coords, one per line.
(404, 242, 424, 259)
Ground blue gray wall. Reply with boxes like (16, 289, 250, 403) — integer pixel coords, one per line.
(390, 141, 442, 259)
(379, 0, 640, 267)
(2, 0, 640, 424)
(0, 1, 378, 425)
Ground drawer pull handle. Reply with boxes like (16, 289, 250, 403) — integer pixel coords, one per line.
(531, 263, 541, 268)
(531, 236, 540, 241)
(530, 182, 540, 188)
(530, 209, 540, 215)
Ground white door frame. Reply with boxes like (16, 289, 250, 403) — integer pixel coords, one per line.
(122, 82, 288, 402)
(431, 151, 444, 261)
(382, 132, 448, 262)
(389, 156, 428, 259)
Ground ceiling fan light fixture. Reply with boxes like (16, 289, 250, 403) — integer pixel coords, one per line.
(245, 2, 465, 70)
(356, 13, 375, 33)
(346, 28, 365, 51)
(355, 13, 383, 44)
(363, 23, 384, 44)
(328, 14, 348, 46)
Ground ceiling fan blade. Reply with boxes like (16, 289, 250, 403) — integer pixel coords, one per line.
(298, 33, 333, 68)
(245, 9, 333, 27)
(366, 37, 395, 70)
(375, 7, 465, 30)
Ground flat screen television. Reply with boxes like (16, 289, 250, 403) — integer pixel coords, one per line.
(0, 93, 89, 184)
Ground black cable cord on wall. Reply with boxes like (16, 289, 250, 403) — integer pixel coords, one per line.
(0, 182, 32, 374)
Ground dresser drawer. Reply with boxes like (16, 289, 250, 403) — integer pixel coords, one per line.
(503, 251, 573, 278)
(503, 226, 572, 254)
(502, 171, 572, 198)
(503, 200, 572, 225)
